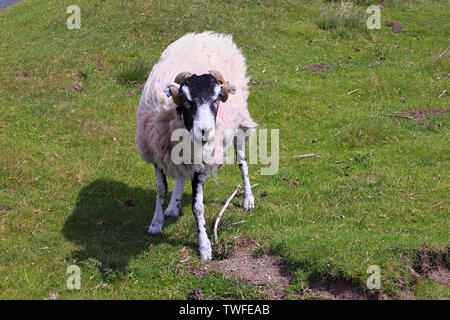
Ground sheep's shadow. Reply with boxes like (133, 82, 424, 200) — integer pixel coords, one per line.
(62, 179, 194, 280)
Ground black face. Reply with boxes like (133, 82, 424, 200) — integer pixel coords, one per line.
(176, 74, 221, 132)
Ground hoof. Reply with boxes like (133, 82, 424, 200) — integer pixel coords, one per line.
(148, 224, 162, 235)
(200, 250, 213, 261)
(199, 241, 212, 261)
(164, 206, 180, 219)
(243, 195, 255, 211)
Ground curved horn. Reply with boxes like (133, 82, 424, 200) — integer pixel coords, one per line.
(209, 70, 225, 84)
(169, 86, 181, 105)
(209, 70, 229, 102)
(174, 72, 192, 84)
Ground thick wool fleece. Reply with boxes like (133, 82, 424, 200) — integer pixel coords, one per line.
(136, 31, 257, 180)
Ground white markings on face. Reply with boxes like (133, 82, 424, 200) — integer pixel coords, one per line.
(180, 76, 221, 144)
(181, 86, 192, 101)
(213, 84, 221, 100)
(192, 103, 215, 143)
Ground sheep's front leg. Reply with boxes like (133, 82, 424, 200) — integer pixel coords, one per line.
(164, 179, 185, 219)
(235, 140, 255, 210)
(148, 166, 167, 235)
(192, 172, 212, 261)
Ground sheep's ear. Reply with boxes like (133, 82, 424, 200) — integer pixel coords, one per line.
(174, 72, 192, 84)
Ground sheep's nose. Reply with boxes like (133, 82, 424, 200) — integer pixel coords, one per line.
(194, 124, 214, 142)
(200, 127, 212, 141)
(201, 126, 212, 138)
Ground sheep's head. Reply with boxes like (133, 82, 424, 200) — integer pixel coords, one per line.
(165, 70, 236, 144)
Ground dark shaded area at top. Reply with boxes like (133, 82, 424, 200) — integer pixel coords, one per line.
(62, 179, 194, 280)
(0, 0, 22, 10)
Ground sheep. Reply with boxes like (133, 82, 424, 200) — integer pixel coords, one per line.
(135, 31, 257, 260)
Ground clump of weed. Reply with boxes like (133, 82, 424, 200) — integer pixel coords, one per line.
(79, 256, 126, 282)
(316, 2, 366, 31)
(353, 151, 373, 167)
(78, 65, 96, 80)
(251, 246, 267, 258)
(117, 59, 150, 86)
(213, 238, 236, 260)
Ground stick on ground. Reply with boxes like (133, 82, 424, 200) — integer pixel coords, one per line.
(293, 154, 321, 159)
(437, 46, 449, 60)
(214, 184, 241, 242)
(382, 114, 415, 120)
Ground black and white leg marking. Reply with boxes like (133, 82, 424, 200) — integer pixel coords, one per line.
(235, 139, 255, 210)
(148, 166, 167, 235)
(192, 172, 212, 261)
(164, 179, 185, 219)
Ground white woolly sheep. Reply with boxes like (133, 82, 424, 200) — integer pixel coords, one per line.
(135, 31, 257, 260)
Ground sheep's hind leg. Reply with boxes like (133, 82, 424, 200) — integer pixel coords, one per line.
(164, 179, 185, 219)
(148, 166, 167, 235)
(235, 139, 255, 210)
(192, 172, 212, 261)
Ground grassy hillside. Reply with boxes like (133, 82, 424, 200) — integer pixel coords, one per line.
(0, 0, 448, 299)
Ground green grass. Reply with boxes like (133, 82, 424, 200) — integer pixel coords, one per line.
(0, 0, 448, 299)
(316, 2, 366, 31)
(117, 59, 151, 86)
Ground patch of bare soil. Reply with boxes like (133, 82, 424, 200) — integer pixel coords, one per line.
(387, 20, 403, 34)
(404, 108, 449, 119)
(413, 246, 450, 286)
(305, 276, 396, 300)
(195, 237, 292, 299)
(304, 63, 329, 73)
(190, 238, 383, 300)
(307, 279, 368, 300)
(189, 240, 449, 300)
(386, 109, 448, 129)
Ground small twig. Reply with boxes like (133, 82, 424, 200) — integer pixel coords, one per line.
(179, 256, 191, 263)
(293, 154, 321, 159)
(230, 220, 246, 226)
(347, 88, 360, 95)
(90, 283, 108, 291)
(437, 46, 449, 60)
(382, 114, 415, 120)
(335, 159, 352, 163)
(214, 185, 241, 242)
(438, 89, 446, 98)
(236, 183, 258, 196)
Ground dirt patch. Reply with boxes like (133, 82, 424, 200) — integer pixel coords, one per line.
(387, 21, 403, 34)
(307, 279, 378, 300)
(404, 108, 449, 119)
(413, 246, 450, 286)
(385, 109, 448, 129)
(193, 237, 292, 299)
(190, 238, 383, 300)
(190, 241, 448, 299)
(187, 288, 204, 300)
(304, 63, 329, 73)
